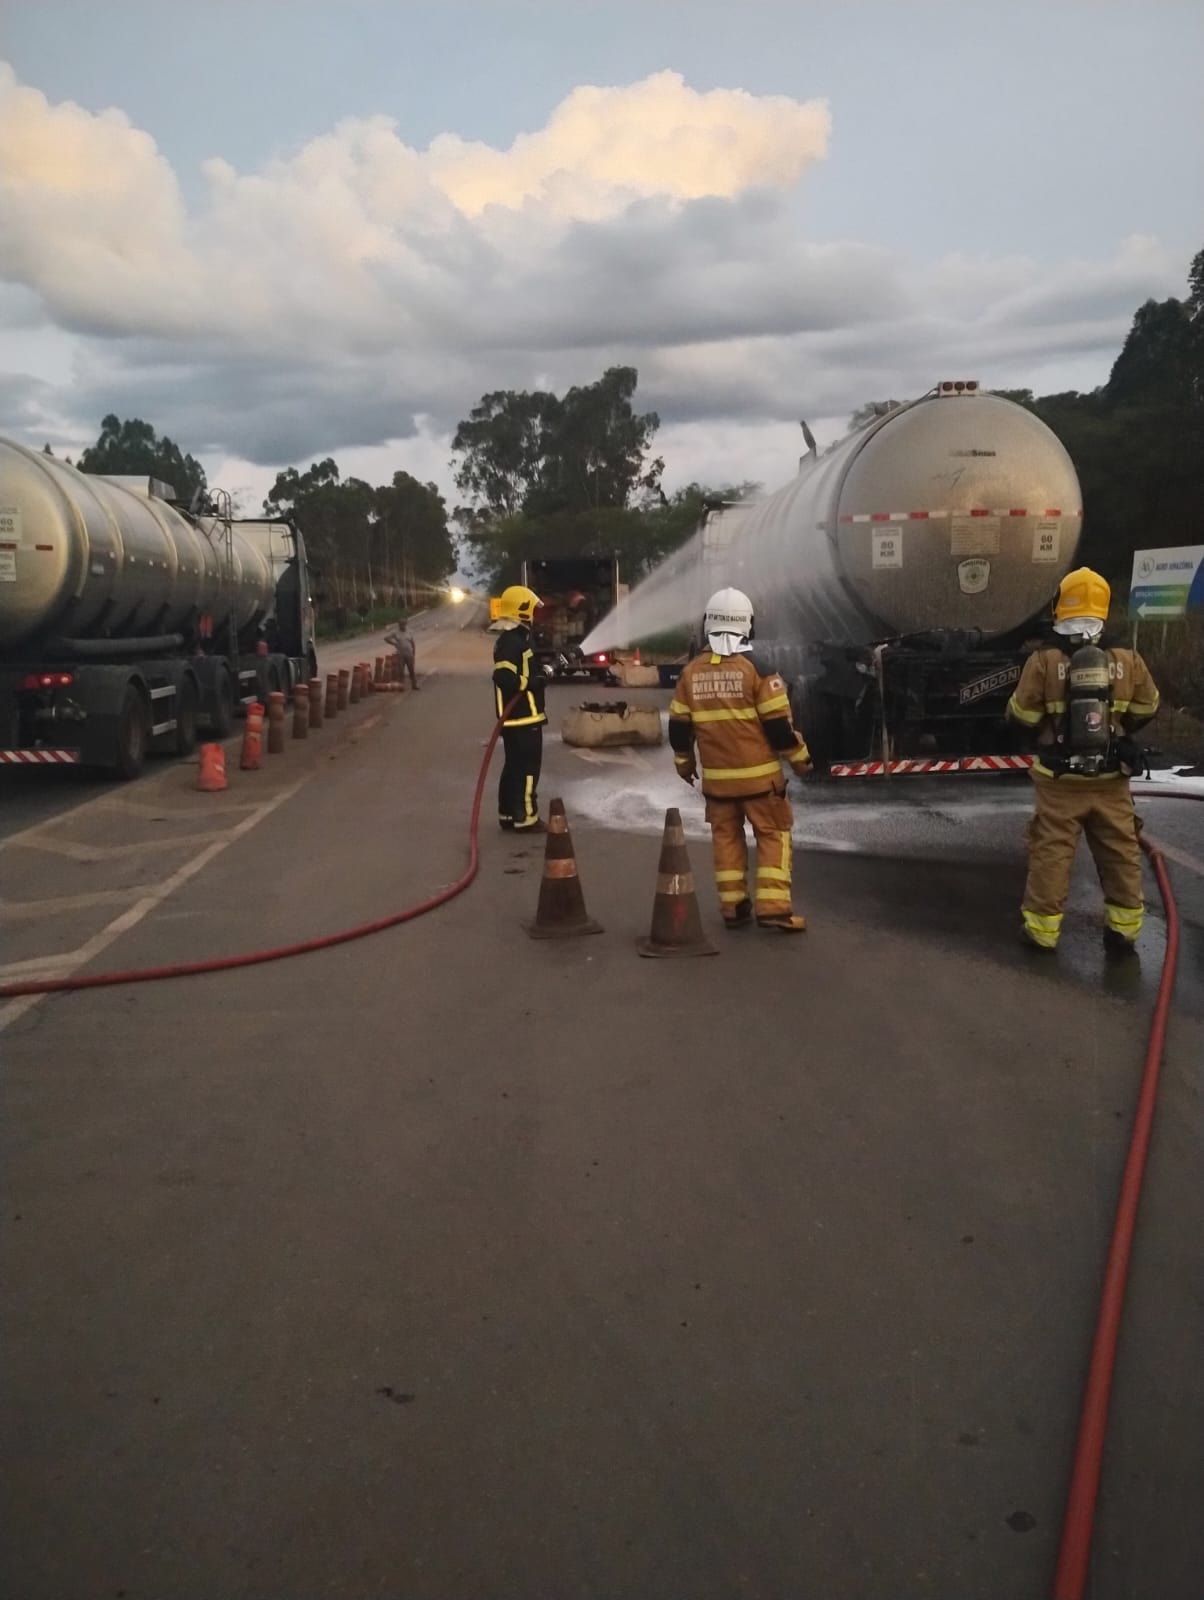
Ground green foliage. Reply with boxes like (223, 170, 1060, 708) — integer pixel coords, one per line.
(984, 247, 1204, 588)
(79, 414, 207, 502)
(453, 365, 662, 521)
(264, 458, 454, 613)
(451, 366, 737, 589)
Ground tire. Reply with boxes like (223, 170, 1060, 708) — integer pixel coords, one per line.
(208, 668, 236, 737)
(174, 675, 199, 756)
(114, 685, 150, 781)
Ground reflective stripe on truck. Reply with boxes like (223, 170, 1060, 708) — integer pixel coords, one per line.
(0, 749, 82, 763)
(828, 755, 1035, 777)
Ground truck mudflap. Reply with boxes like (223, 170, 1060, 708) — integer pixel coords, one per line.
(828, 755, 1034, 777)
(0, 748, 82, 764)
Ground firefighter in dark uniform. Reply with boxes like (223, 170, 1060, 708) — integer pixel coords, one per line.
(492, 585, 547, 832)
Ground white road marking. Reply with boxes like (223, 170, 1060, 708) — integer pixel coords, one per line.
(10, 828, 233, 863)
(0, 780, 306, 1036)
(91, 794, 264, 821)
(0, 885, 160, 922)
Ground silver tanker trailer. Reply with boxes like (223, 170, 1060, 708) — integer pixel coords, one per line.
(0, 437, 317, 777)
(705, 381, 1083, 774)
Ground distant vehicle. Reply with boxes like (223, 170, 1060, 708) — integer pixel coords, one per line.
(0, 436, 317, 777)
(519, 556, 626, 684)
(698, 383, 1083, 777)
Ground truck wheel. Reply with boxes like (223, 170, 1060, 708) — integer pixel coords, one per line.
(208, 669, 236, 737)
(115, 686, 150, 781)
(174, 675, 199, 756)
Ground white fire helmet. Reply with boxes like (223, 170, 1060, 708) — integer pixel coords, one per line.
(704, 587, 755, 656)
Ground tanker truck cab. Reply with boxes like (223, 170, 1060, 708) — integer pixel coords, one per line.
(0, 437, 318, 779)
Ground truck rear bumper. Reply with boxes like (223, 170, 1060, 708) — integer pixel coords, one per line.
(0, 748, 82, 764)
(827, 755, 1034, 777)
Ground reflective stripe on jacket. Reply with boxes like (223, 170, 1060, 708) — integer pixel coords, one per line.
(669, 652, 809, 797)
(493, 625, 547, 727)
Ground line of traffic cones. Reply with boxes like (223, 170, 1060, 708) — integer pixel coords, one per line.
(524, 799, 716, 956)
(196, 648, 390, 793)
(371, 654, 405, 692)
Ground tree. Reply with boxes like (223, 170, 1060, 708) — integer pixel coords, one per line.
(1106, 298, 1197, 409)
(374, 472, 456, 594)
(527, 366, 664, 516)
(265, 457, 454, 614)
(78, 414, 207, 502)
(452, 366, 662, 524)
(451, 388, 556, 520)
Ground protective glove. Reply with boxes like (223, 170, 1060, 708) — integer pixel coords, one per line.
(790, 758, 814, 784)
(675, 758, 697, 787)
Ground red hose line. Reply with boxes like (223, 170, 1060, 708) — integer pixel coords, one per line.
(1052, 835, 1182, 1599)
(0, 713, 510, 1002)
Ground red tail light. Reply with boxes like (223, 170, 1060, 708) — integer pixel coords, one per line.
(19, 672, 74, 691)
(593, 653, 608, 663)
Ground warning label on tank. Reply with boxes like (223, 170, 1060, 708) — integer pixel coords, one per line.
(951, 516, 1000, 556)
(1031, 518, 1061, 562)
(958, 558, 991, 595)
(0, 551, 16, 582)
(872, 531, 902, 569)
(0, 506, 22, 545)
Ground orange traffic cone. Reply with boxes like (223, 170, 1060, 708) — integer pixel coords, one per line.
(197, 742, 227, 792)
(527, 799, 603, 939)
(240, 703, 264, 770)
(632, 646, 641, 666)
(637, 807, 717, 958)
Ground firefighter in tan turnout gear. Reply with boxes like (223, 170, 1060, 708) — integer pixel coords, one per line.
(669, 588, 812, 932)
(1007, 566, 1160, 953)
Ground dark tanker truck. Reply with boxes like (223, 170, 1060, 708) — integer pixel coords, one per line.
(0, 436, 317, 778)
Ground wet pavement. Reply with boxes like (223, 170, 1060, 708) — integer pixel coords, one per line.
(3, 625, 1202, 1600)
(552, 705, 1204, 1020)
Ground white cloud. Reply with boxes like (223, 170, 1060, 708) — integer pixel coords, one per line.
(0, 59, 1188, 501)
(424, 71, 831, 217)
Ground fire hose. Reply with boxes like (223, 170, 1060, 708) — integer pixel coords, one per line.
(0, 742, 1195, 1595)
(1052, 823, 1186, 1599)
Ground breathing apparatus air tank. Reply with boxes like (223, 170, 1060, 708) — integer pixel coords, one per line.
(1064, 642, 1113, 770)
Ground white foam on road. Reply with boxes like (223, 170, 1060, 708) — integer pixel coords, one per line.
(557, 752, 1037, 861)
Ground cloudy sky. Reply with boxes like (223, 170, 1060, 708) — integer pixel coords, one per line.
(2, 0, 1200, 514)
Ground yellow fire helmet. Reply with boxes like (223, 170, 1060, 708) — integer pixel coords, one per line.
(1054, 567, 1111, 625)
(496, 584, 543, 625)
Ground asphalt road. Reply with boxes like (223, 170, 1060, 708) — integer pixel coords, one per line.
(3, 614, 1202, 1600)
